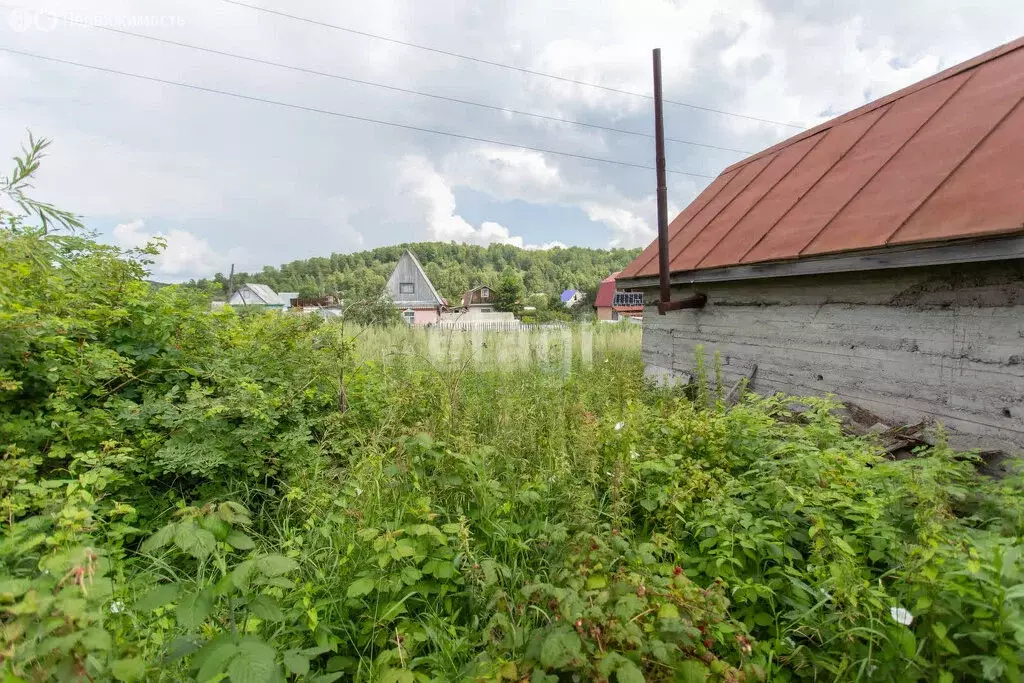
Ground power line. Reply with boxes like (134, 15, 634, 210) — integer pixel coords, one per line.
(222, 0, 804, 130)
(0, 47, 718, 179)
(40, 15, 752, 156)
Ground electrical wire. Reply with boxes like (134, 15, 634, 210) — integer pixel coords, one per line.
(0, 47, 718, 179)
(222, 0, 804, 129)
(31, 14, 753, 155)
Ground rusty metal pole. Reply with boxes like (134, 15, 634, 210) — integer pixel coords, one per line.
(653, 48, 671, 314)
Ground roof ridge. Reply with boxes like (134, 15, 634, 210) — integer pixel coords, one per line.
(723, 36, 1024, 175)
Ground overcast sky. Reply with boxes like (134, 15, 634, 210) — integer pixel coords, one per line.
(2, 0, 1021, 280)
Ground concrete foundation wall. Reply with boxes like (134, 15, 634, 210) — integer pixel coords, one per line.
(641, 260, 1024, 452)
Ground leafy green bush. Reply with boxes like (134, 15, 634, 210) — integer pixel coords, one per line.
(1, 140, 1022, 682)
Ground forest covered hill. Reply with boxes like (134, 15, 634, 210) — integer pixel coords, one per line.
(189, 242, 641, 304)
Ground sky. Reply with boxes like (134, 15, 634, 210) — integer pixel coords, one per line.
(2, 0, 1022, 281)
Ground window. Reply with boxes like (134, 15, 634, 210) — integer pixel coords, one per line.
(403, 310, 415, 325)
(399, 282, 415, 294)
(481, 287, 489, 299)
(480, 308, 493, 313)
(612, 291, 644, 307)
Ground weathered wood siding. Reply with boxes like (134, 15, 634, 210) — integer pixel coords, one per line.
(386, 252, 443, 309)
(642, 260, 1024, 451)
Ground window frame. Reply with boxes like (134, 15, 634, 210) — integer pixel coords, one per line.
(399, 282, 415, 295)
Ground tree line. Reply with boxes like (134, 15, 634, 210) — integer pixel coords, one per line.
(185, 242, 640, 308)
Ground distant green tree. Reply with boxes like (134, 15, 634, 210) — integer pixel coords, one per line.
(344, 293, 401, 327)
(495, 270, 525, 313)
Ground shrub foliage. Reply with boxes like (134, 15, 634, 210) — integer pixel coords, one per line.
(1, 143, 1023, 682)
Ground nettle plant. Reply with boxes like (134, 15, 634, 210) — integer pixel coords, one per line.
(128, 502, 333, 682)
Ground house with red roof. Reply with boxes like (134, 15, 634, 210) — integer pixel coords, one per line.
(594, 272, 644, 322)
(617, 38, 1024, 451)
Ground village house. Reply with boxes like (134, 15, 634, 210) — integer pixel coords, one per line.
(560, 289, 584, 308)
(616, 38, 1024, 452)
(460, 285, 496, 313)
(385, 250, 446, 325)
(594, 272, 644, 322)
(227, 283, 298, 310)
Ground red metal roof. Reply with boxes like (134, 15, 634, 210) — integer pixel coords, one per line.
(593, 272, 619, 308)
(621, 37, 1024, 280)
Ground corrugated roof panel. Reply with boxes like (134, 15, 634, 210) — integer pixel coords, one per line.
(805, 47, 1024, 255)
(741, 106, 887, 263)
(619, 37, 1024, 282)
(892, 98, 1024, 244)
(620, 169, 737, 278)
(698, 135, 822, 269)
(685, 135, 821, 270)
(664, 156, 774, 266)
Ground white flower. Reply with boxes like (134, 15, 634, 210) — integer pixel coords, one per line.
(605, 471, 613, 477)
(630, 450, 639, 460)
(890, 606, 913, 626)
(110, 601, 125, 614)
(614, 422, 624, 431)
(354, 487, 363, 496)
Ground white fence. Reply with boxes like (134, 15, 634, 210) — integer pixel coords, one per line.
(432, 321, 568, 332)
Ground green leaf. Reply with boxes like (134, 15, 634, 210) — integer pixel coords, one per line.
(585, 574, 607, 590)
(283, 651, 310, 677)
(226, 530, 256, 550)
(194, 638, 238, 683)
(111, 657, 146, 682)
(615, 659, 644, 683)
(140, 523, 176, 554)
(247, 594, 284, 622)
(1004, 584, 1024, 601)
(657, 602, 680, 620)
(135, 583, 180, 611)
(226, 636, 278, 683)
(346, 577, 375, 598)
(231, 559, 257, 590)
(80, 626, 112, 651)
(174, 524, 217, 561)
(176, 589, 214, 629)
(539, 629, 583, 669)
(400, 566, 422, 585)
(832, 536, 855, 556)
(255, 554, 298, 577)
(677, 660, 709, 683)
(895, 628, 917, 659)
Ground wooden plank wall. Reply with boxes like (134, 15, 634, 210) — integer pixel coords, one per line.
(643, 260, 1024, 451)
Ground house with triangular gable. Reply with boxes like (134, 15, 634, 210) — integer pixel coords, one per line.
(384, 250, 446, 325)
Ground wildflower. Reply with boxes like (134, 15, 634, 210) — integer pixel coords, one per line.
(890, 606, 913, 626)
(110, 601, 125, 614)
(354, 487, 363, 496)
(614, 422, 624, 431)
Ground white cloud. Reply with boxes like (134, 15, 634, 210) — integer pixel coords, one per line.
(112, 219, 233, 281)
(3, 0, 1022, 268)
(582, 203, 655, 248)
(398, 155, 558, 249)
